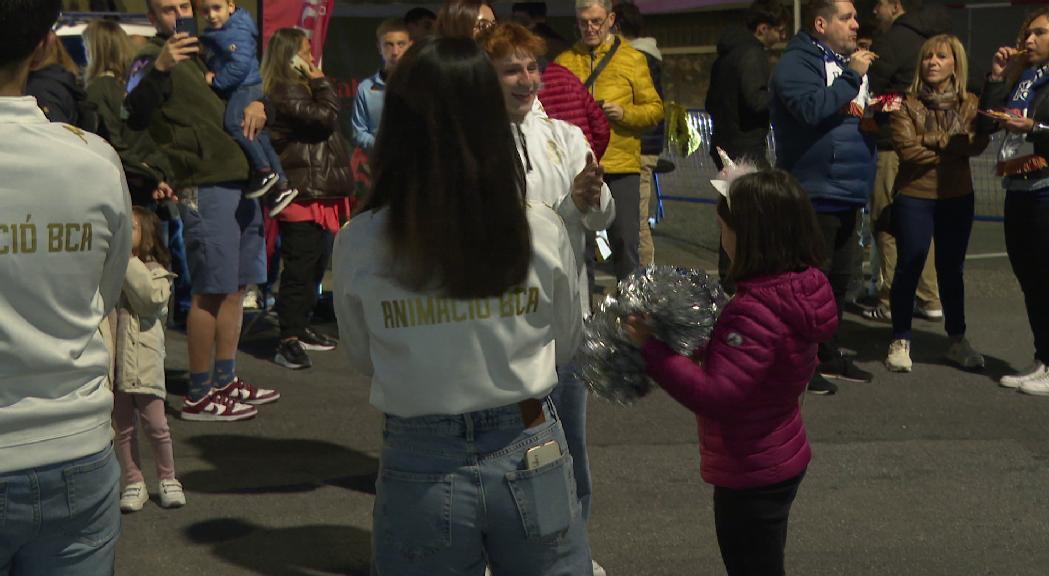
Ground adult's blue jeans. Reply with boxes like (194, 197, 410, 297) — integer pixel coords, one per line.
(0, 445, 120, 575)
(890, 194, 974, 340)
(372, 398, 593, 576)
(225, 83, 285, 180)
(551, 364, 591, 521)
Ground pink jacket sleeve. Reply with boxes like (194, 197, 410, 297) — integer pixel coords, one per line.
(582, 84, 610, 161)
(641, 304, 778, 418)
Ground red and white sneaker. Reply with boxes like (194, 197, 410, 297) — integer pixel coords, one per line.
(215, 377, 280, 405)
(181, 390, 258, 422)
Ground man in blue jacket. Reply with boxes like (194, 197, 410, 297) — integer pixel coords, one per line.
(351, 18, 411, 153)
(770, 0, 877, 393)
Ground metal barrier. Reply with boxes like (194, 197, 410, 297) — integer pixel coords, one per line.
(653, 110, 1006, 223)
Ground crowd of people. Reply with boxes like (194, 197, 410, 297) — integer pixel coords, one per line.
(2, 0, 1049, 575)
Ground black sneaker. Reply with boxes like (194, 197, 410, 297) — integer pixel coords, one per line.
(245, 171, 279, 200)
(266, 186, 299, 217)
(820, 354, 874, 383)
(301, 328, 337, 351)
(274, 338, 312, 369)
(808, 373, 838, 395)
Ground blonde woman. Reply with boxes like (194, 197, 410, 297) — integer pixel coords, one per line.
(83, 20, 174, 203)
(884, 34, 989, 372)
(260, 28, 352, 369)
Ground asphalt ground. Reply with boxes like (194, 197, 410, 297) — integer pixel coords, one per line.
(115, 202, 1049, 576)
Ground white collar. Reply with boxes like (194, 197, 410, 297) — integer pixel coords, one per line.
(0, 97, 48, 124)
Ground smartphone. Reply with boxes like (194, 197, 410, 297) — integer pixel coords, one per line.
(291, 54, 310, 76)
(174, 16, 197, 37)
(525, 441, 562, 470)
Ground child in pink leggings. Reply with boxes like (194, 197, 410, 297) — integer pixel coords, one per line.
(113, 207, 185, 512)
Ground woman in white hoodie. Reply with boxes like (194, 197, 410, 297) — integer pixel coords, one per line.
(333, 37, 593, 575)
(480, 22, 615, 543)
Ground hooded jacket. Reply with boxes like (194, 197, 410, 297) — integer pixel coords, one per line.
(706, 28, 773, 163)
(26, 64, 85, 126)
(642, 267, 838, 489)
(555, 35, 664, 174)
(200, 8, 263, 97)
(770, 31, 876, 207)
(115, 258, 175, 398)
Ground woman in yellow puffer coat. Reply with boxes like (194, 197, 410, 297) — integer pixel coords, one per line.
(556, 0, 663, 280)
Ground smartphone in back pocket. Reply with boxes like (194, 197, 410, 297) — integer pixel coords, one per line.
(525, 441, 562, 470)
(175, 16, 197, 37)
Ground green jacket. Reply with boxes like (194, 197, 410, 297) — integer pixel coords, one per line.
(126, 36, 248, 189)
(85, 74, 173, 185)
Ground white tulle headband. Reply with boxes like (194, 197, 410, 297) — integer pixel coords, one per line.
(709, 147, 759, 210)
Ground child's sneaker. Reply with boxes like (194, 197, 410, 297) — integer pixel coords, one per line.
(181, 389, 258, 422)
(885, 339, 912, 372)
(244, 171, 279, 199)
(266, 185, 299, 217)
(119, 481, 149, 513)
(215, 377, 280, 405)
(159, 479, 186, 508)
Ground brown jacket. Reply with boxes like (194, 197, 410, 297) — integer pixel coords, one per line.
(890, 91, 989, 199)
(267, 77, 353, 200)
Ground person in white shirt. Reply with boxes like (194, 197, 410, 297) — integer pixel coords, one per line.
(480, 25, 613, 570)
(0, 0, 131, 571)
(333, 37, 594, 575)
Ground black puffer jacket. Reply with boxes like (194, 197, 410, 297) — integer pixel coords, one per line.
(705, 28, 771, 163)
(267, 77, 353, 200)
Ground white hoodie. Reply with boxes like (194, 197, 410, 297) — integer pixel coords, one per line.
(513, 105, 615, 317)
(0, 97, 132, 473)
(333, 204, 582, 418)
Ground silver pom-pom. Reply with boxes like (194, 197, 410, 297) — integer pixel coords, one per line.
(577, 266, 728, 405)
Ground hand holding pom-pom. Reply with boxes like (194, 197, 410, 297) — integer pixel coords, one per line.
(576, 266, 727, 405)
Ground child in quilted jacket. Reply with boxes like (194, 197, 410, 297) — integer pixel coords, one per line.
(114, 207, 185, 513)
(198, 0, 298, 216)
(626, 170, 838, 576)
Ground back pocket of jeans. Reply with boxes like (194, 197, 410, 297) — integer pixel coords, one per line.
(375, 468, 453, 562)
(506, 452, 578, 542)
(63, 448, 120, 547)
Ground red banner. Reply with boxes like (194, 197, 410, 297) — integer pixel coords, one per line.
(261, 0, 335, 63)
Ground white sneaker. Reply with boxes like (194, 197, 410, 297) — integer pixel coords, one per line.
(1000, 360, 1047, 388)
(159, 479, 186, 508)
(592, 560, 607, 576)
(885, 339, 912, 372)
(944, 337, 985, 370)
(1019, 368, 1049, 396)
(119, 481, 149, 513)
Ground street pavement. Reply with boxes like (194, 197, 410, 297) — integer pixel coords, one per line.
(116, 205, 1049, 575)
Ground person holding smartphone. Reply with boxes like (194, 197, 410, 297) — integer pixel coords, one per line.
(126, 0, 280, 422)
(259, 27, 352, 370)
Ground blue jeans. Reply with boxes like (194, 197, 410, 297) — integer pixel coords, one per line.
(373, 399, 593, 576)
(0, 445, 120, 576)
(890, 194, 974, 340)
(165, 216, 192, 316)
(551, 364, 591, 521)
(225, 83, 285, 180)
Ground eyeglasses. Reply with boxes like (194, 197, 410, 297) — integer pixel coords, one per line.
(577, 16, 609, 31)
(474, 17, 496, 33)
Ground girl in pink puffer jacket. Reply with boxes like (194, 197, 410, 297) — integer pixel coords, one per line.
(627, 169, 838, 576)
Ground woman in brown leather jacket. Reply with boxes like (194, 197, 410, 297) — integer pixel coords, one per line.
(261, 28, 354, 370)
(885, 34, 989, 373)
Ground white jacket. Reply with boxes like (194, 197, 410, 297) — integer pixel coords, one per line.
(333, 204, 582, 418)
(513, 106, 615, 318)
(0, 97, 132, 473)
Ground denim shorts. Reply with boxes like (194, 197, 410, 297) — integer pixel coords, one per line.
(0, 445, 120, 575)
(179, 182, 266, 295)
(372, 398, 593, 576)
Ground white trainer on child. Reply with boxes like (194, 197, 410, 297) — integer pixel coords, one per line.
(119, 481, 149, 513)
(159, 479, 186, 508)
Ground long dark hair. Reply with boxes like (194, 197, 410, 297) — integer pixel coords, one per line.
(717, 170, 824, 282)
(132, 206, 171, 271)
(365, 37, 531, 299)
